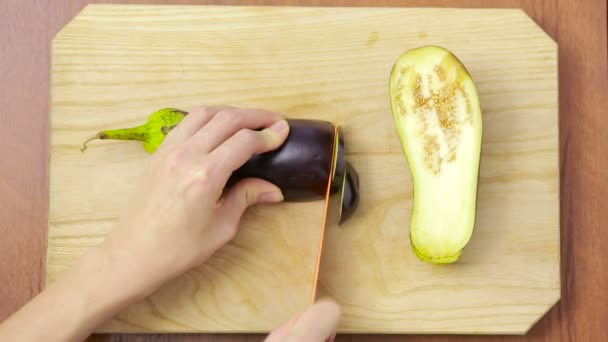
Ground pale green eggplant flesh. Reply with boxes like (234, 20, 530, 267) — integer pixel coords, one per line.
(388, 46, 482, 264)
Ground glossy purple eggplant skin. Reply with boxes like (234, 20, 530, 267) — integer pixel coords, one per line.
(226, 119, 360, 224)
(227, 119, 339, 201)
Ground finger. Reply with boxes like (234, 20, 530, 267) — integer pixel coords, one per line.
(218, 178, 283, 216)
(284, 299, 341, 342)
(210, 120, 289, 180)
(161, 106, 232, 147)
(212, 178, 283, 244)
(188, 108, 284, 153)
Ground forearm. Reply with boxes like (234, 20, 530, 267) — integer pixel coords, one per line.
(0, 240, 151, 342)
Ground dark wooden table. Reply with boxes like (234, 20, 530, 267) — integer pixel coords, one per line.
(1, 0, 607, 341)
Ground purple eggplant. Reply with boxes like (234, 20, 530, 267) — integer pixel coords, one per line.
(227, 119, 359, 223)
(80, 110, 360, 224)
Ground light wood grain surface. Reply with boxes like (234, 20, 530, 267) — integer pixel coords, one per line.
(46, 5, 559, 334)
(5, 0, 608, 341)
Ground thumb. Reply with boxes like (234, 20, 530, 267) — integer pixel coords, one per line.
(267, 299, 340, 342)
(218, 178, 284, 221)
(290, 299, 341, 341)
(197, 178, 283, 264)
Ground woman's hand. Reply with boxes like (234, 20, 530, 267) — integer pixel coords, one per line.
(103, 106, 290, 297)
(0, 105, 347, 342)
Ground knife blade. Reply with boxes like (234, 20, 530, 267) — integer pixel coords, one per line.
(310, 123, 346, 302)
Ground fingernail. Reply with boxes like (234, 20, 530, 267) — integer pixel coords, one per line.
(259, 191, 284, 203)
(270, 120, 288, 132)
(326, 332, 337, 342)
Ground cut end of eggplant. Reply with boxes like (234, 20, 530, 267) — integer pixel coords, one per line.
(339, 162, 360, 224)
(389, 45, 482, 264)
(332, 129, 360, 225)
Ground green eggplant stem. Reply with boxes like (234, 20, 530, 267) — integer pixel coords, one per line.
(80, 133, 102, 152)
(80, 126, 148, 152)
(80, 108, 187, 153)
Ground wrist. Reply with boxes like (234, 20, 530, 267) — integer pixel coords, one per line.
(0, 230, 169, 341)
(13, 243, 153, 340)
(95, 235, 164, 302)
(58, 241, 158, 333)
(102, 221, 201, 291)
(72, 244, 148, 319)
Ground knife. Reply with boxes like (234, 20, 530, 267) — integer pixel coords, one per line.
(310, 124, 347, 302)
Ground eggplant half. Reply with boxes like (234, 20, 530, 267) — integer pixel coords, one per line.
(389, 46, 482, 263)
(227, 119, 359, 223)
(228, 119, 337, 201)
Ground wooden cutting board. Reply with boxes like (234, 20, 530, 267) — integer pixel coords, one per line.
(47, 5, 559, 334)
